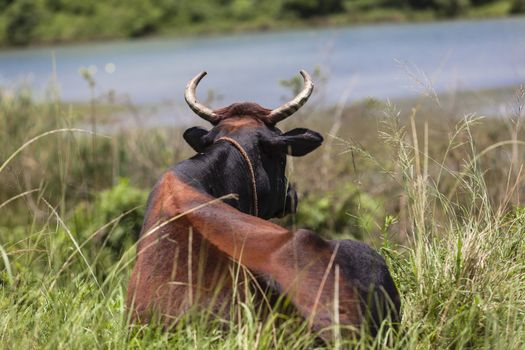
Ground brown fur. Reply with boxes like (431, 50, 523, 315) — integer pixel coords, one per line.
(127, 106, 399, 340)
(216, 116, 263, 132)
(127, 172, 364, 336)
(213, 102, 271, 122)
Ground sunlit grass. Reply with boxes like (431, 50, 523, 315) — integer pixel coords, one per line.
(1, 85, 525, 348)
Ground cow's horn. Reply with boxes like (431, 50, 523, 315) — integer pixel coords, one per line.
(266, 70, 314, 125)
(185, 71, 220, 125)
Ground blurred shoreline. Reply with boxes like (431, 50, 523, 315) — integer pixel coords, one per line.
(67, 84, 523, 132)
(0, 1, 523, 49)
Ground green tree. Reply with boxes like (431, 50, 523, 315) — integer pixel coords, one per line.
(126, 0, 163, 37)
(230, 0, 256, 20)
(510, 0, 525, 13)
(5, 0, 43, 46)
(435, 0, 470, 16)
(44, 0, 96, 14)
(0, 0, 14, 11)
(406, 0, 437, 9)
(470, 0, 497, 4)
(282, 0, 343, 18)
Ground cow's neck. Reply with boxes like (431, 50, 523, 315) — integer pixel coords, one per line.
(174, 142, 262, 216)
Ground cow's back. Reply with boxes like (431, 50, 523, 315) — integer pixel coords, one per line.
(126, 172, 241, 324)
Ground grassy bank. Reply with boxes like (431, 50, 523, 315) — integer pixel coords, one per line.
(0, 0, 524, 47)
(1, 82, 525, 348)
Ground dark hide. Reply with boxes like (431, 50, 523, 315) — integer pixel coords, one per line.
(126, 102, 400, 341)
(179, 108, 322, 219)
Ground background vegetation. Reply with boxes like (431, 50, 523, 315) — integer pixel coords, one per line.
(1, 72, 525, 347)
(0, 0, 524, 46)
(1, 0, 524, 346)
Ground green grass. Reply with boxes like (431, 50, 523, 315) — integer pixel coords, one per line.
(1, 84, 525, 348)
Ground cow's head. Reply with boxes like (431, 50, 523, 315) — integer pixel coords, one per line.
(183, 71, 323, 219)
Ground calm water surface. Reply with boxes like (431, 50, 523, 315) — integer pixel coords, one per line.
(0, 17, 524, 122)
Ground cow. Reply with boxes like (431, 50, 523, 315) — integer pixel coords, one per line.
(126, 70, 401, 340)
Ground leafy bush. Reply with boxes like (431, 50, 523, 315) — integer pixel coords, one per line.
(434, 0, 470, 16)
(45, 0, 96, 14)
(71, 178, 147, 272)
(510, 0, 525, 12)
(282, 0, 344, 18)
(0, 0, 518, 46)
(0, 0, 14, 11)
(290, 182, 382, 240)
(5, 0, 43, 45)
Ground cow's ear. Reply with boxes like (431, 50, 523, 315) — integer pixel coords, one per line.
(264, 128, 323, 157)
(183, 127, 212, 153)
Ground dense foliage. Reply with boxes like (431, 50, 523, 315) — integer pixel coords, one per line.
(0, 0, 523, 46)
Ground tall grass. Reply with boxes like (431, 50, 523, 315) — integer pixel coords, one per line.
(1, 85, 525, 348)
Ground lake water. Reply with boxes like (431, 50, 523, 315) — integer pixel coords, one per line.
(1, 17, 524, 123)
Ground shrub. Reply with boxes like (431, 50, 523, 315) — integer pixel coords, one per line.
(290, 182, 382, 240)
(282, 0, 344, 18)
(5, 0, 43, 45)
(71, 178, 148, 273)
(510, 0, 525, 13)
